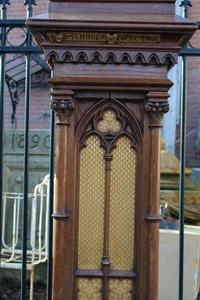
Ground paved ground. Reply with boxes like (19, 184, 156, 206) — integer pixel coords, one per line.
(0, 278, 200, 299)
(0, 278, 46, 299)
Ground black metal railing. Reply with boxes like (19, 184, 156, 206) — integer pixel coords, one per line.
(179, 2, 200, 300)
(0, 1, 54, 299)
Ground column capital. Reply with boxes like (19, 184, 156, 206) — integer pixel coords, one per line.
(50, 89, 75, 126)
(145, 91, 169, 127)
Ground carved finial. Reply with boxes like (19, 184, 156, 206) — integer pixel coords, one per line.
(24, 0, 37, 5)
(0, 0, 10, 6)
(180, 0, 192, 18)
(0, 0, 10, 4)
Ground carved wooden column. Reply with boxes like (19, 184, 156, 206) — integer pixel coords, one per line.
(27, 1, 196, 299)
(50, 89, 76, 299)
(145, 91, 169, 300)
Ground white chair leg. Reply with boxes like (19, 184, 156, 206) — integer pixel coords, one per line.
(30, 267, 35, 300)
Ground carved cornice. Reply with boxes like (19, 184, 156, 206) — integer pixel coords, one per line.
(45, 49, 177, 67)
(27, 13, 197, 70)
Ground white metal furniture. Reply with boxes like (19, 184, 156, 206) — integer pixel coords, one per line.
(0, 174, 49, 300)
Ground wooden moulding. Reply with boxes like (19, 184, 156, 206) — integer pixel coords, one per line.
(50, 0, 175, 3)
(48, 77, 173, 92)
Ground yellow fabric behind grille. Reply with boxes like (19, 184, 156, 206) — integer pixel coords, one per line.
(109, 137, 136, 270)
(109, 279, 133, 299)
(77, 279, 102, 300)
(78, 135, 105, 269)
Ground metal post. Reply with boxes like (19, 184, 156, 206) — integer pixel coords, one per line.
(0, 0, 9, 262)
(178, 55, 187, 300)
(21, 1, 36, 299)
(178, 2, 190, 300)
(179, 3, 189, 300)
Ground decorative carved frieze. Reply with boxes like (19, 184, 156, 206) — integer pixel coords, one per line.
(46, 49, 177, 67)
(46, 31, 161, 45)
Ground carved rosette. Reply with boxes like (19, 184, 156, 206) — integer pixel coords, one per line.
(50, 89, 75, 126)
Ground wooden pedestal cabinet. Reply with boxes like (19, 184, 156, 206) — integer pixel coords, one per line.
(28, 1, 196, 299)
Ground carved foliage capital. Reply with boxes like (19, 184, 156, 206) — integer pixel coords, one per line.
(145, 91, 170, 127)
(50, 99, 75, 114)
(50, 89, 75, 126)
(145, 101, 169, 114)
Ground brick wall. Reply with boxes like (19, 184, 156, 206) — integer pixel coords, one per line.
(175, 1, 200, 167)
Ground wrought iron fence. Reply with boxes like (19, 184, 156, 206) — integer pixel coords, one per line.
(0, 0, 199, 299)
(0, 0, 54, 299)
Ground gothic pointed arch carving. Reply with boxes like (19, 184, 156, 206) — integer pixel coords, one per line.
(76, 98, 142, 153)
(45, 48, 178, 67)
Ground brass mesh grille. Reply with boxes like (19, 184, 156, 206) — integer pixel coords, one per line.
(109, 137, 136, 270)
(109, 279, 133, 299)
(97, 110, 121, 133)
(77, 279, 102, 300)
(78, 135, 105, 269)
